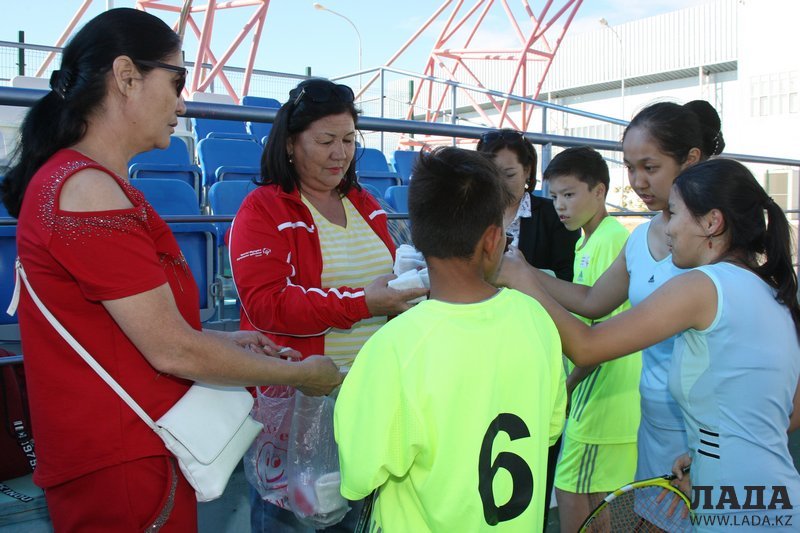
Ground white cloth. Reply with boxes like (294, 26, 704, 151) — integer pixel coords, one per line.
(388, 268, 430, 304)
(393, 244, 427, 276)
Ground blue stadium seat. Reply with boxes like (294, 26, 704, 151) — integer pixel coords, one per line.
(196, 138, 262, 191)
(355, 147, 392, 172)
(207, 181, 259, 315)
(356, 170, 402, 198)
(129, 165, 202, 203)
(208, 181, 258, 218)
(129, 137, 202, 201)
(206, 131, 258, 142)
(242, 96, 281, 144)
(191, 116, 250, 141)
(207, 180, 258, 243)
(391, 150, 419, 185)
(0, 200, 19, 340)
(132, 179, 199, 216)
(132, 179, 218, 322)
(242, 96, 282, 108)
(384, 185, 409, 213)
(360, 183, 382, 199)
(130, 136, 192, 166)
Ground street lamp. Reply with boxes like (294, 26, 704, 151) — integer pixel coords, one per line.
(599, 17, 625, 120)
(313, 3, 362, 88)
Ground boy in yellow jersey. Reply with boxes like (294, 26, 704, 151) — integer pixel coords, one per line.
(543, 147, 642, 533)
(334, 146, 566, 532)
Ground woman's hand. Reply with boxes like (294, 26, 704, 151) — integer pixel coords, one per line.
(210, 330, 301, 360)
(657, 453, 693, 519)
(670, 453, 693, 498)
(295, 355, 344, 396)
(364, 274, 428, 316)
(493, 247, 527, 287)
(493, 247, 546, 298)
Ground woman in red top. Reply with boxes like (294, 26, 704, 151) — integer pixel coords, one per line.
(0, 9, 341, 532)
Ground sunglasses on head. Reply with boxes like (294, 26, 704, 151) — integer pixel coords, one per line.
(479, 130, 526, 145)
(292, 82, 355, 107)
(135, 59, 187, 97)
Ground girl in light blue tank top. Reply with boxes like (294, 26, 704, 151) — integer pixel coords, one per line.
(501, 158, 800, 531)
(670, 262, 800, 530)
(505, 100, 723, 475)
(625, 222, 691, 528)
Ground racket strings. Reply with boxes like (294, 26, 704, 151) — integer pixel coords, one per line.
(582, 487, 691, 532)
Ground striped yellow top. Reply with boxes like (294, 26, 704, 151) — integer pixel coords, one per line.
(302, 195, 393, 369)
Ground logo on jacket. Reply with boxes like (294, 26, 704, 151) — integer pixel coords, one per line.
(237, 248, 272, 261)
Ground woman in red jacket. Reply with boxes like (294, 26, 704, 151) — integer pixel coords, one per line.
(229, 78, 426, 531)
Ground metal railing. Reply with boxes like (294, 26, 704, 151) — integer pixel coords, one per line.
(0, 81, 799, 357)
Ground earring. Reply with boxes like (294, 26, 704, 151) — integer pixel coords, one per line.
(707, 238, 713, 249)
(288, 154, 294, 164)
(524, 182, 530, 191)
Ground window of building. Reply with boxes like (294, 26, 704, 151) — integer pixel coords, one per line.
(750, 71, 799, 116)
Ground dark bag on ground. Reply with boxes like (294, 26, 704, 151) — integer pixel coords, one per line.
(0, 349, 36, 480)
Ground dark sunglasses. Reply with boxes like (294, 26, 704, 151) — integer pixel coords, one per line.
(135, 59, 187, 97)
(292, 82, 355, 107)
(479, 130, 525, 145)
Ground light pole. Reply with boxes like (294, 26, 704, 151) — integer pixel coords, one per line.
(599, 18, 624, 120)
(313, 3, 362, 90)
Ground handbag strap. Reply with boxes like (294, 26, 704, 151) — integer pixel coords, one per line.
(7, 258, 159, 432)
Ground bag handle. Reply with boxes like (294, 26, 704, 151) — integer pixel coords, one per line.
(8, 258, 159, 432)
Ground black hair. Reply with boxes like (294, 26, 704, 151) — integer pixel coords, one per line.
(623, 100, 724, 165)
(258, 78, 360, 195)
(673, 158, 799, 337)
(409, 146, 509, 259)
(0, 8, 182, 218)
(476, 128, 538, 188)
(542, 146, 610, 197)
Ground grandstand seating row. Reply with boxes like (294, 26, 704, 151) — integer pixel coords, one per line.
(128, 135, 419, 206)
(0, 176, 409, 340)
(0, 86, 420, 338)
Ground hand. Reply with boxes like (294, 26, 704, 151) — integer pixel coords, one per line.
(656, 453, 692, 519)
(492, 247, 530, 288)
(221, 330, 301, 359)
(364, 274, 428, 317)
(295, 355, 344, 396)
(670, 453, 692, 498)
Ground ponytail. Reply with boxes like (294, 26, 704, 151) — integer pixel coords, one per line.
(1, 91, 88, 217)
(757, 198, 800, 338)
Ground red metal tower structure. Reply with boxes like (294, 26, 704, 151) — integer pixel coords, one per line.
(37, 0, 272, 104)
(363, 0, 583, 145)
(37, 0, 581, 121)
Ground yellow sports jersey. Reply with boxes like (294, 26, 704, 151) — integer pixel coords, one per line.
(568, 216, 641, 443)
(334, 288, 566, 532)
(302, 196, 393, 369)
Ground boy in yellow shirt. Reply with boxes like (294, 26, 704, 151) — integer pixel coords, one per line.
(334, 146, 566, 532)
(544, 147, 642, 533)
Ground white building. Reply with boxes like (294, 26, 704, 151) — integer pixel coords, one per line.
(513, 0, 798, 210)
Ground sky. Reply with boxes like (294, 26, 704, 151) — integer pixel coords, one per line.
(2, 0, 714, 78)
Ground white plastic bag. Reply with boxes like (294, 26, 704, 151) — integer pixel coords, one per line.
(287, 391, 349, 528)
(244, 385, 295, 508)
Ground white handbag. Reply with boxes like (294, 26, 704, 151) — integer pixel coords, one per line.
(8, 259, 263, 502)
